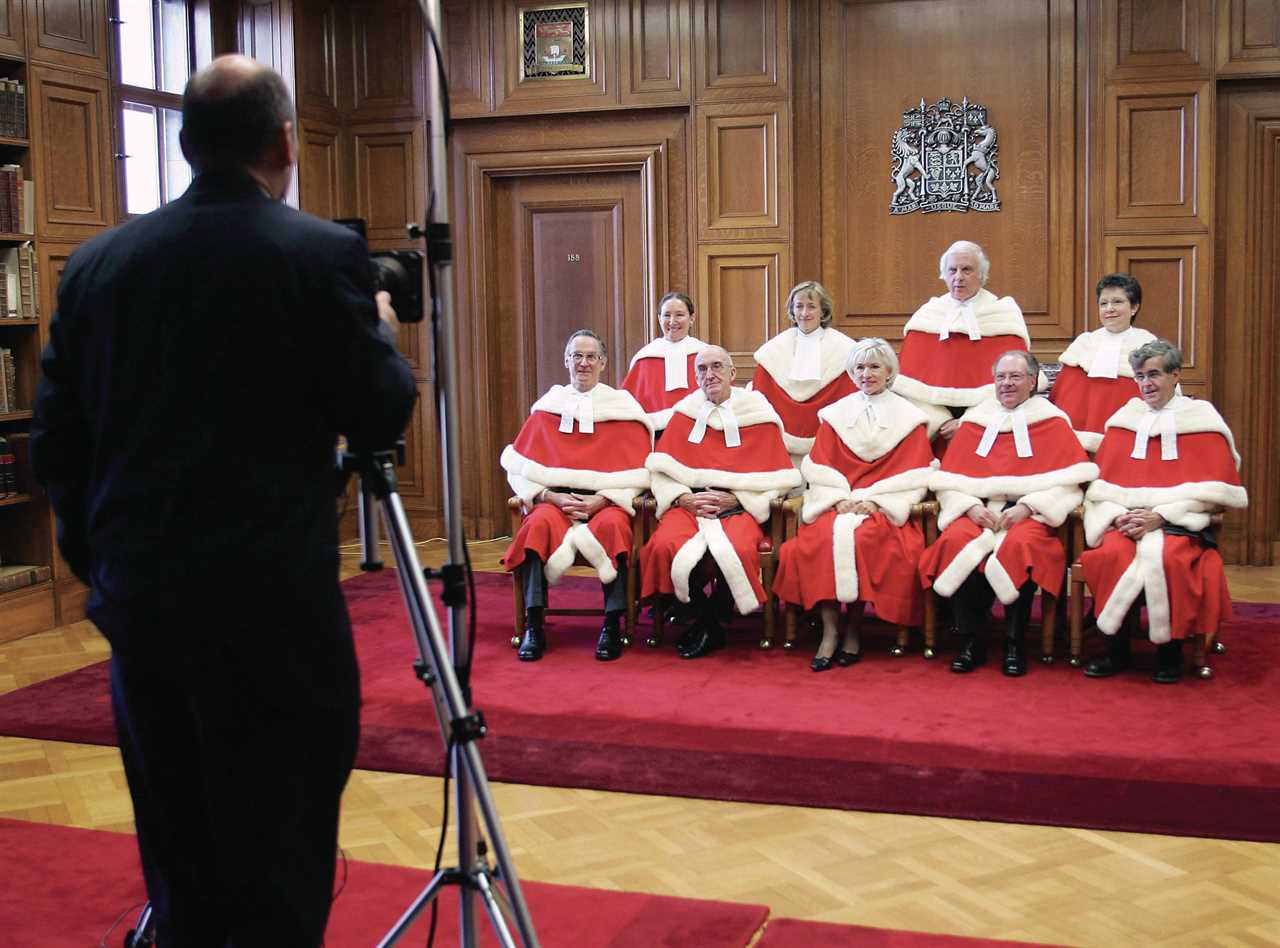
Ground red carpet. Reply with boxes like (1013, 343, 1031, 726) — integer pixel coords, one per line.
(2, 571, 1279, 840)
(755, 918, 1053, 947)
(0, 818, 768, 947)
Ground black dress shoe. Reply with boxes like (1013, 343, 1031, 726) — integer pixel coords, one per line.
(1083, 654, 1129, 678)
(1003, 638, 1026, 677)
(834, 649, 861, 667)
(950, 637, 986, 674)
(1152, 640, 1184, 684)
(517, 626, 545, 662)
(811, 654, 835, 672)
(596, 624, 623, 661)
(678, 621, 724, 659)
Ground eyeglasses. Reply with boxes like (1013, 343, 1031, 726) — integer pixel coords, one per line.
(994, 372, 1029, 383)
(569, 353, 601, 364)
(695, 361, 731, 374)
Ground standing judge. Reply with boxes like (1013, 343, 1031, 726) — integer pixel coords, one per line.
(621, 291, 708, 432)
(31, 56, 417, 946)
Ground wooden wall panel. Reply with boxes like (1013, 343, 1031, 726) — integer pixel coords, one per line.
(442, 0, 493, 116)
(0, 0, 24, 57)
(1217, 0, 1280, 75)
(697, 243, 789, 380)
(819, 0, 1075, 347)
(1104, 80, 1211, 229)
(1102, 0, 1213, 77)
(350, 0, 424, 119)
(28, 66, 112, 239)
(494, 0, 617, 112)
(694, 0, 787, 102)
(298, 118, 343, 220)
(620, 0, 691, 105)
(1103, 235, 1211, 389)
(295, 0, 341, 118)
(24, 0, 106, 73)
(697, 102, 788, 238)
(351, 122, 425, 241)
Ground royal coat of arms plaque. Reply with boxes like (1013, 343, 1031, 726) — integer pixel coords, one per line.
(889, 97, 1001, 215)
(519, 4, 590, 80)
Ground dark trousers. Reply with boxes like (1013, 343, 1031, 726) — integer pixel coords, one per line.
(94, 568, 360, 948)
(519, 553, 628, 614)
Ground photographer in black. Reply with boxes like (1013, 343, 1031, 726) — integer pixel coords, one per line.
(31, 55, 416, 946)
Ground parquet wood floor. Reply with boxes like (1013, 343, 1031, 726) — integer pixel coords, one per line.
(2, 539, 1278, 947)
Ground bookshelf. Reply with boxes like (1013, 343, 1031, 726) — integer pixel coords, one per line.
(0, 51, 53, 642)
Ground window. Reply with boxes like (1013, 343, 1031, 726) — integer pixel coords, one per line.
(111, 0, 206, 216)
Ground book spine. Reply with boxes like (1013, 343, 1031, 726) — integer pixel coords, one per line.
(0, 350, 9, 412)
(0, 434, 13, 495)
(1, 347, 14, 411)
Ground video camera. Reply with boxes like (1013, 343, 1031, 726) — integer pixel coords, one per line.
(334, 217, 425, 324)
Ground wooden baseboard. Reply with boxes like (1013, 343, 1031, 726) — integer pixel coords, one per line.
(0, 582, 56, 642)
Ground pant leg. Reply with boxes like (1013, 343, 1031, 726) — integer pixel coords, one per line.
(520, 554, 548, 610)
(603, 555, 627, 614)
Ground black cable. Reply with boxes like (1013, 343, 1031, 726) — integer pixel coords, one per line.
(426, 734, 456, 948)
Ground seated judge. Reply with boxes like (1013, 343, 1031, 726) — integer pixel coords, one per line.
(918, 351, 1098, 676)
(1051, 273, 1160, 452)
(748, 281, 857, 463)
(500, 330, 653, 662)
(894, 241, 1035, 446)
(641, 345, 801, 658)
(772, 338, 938, 672)
(621, 291, 708, 432)
(1079, 340, 1247, 683)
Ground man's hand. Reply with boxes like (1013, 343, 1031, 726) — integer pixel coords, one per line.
(966, 504, 999, 530)
(375, 290, 399, 329)
(939, 418, 962, 441)
(996, 502, 1031, 532)
(679, 489, 737, 519)
(1116, 507, 1163, 540)
(541, 490, 607, 521)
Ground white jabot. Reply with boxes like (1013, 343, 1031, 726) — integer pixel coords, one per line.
(976, 406, 1032, 458)
(689, 396, 741, 447)
(1087, 327, 1134, 379)
(848, 390, 891, 430)
(789, 327, 824, 380)
(659, 339, 689, 391)
(939, 299, 981, 341)
(558, 390, 595, 434)
(1131, 406, 1178, 461)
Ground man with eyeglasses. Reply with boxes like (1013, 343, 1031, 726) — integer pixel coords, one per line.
(500, 330, 653, 661)
(641, 346, 801, 658)
(919, 351, 1097, 676)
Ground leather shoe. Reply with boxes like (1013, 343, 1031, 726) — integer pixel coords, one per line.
(678, 621, 724, 659)
(517, 626, 545, 662)
(1083, 654, 1129, 678)
(834, 649, 861, 667)
(595, 624, 623, 661)
(811, 654, 835, 672)
(950, 637, 986, 674)
(1003, 638, 1026, 677)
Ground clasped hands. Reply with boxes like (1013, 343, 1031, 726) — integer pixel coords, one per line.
(1114, 507, 1163, 540)
(543, 490, 608, 522)
(678, 489, 738, 519)
(834, 499, 878, 516)
(967, 502, 1031, 532)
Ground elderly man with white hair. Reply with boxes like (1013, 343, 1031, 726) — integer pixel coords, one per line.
(894, 240, 1036, 448)
(918, 350, 1097, 676)
(641, 345, 801, 658)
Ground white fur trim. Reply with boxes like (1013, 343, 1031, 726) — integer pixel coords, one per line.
(816, 390, 930, 461)
(960, 394, 1070, 430)
(784, 432, 816, 456)
(902, 289, 1029, 342)
(1103, 396, 1242, 468)
(627, 335, 707, 368)
(501, 444, 650, 494)
(701, 517, 762, 614)
(891, 374, 994, 408)
(1095, 531, 1170, 644)
(932, 529, 997, 599)
(936, 489, 984, 532)
(649, 407, 676, 430)
(670, 530, 709, 604)
(571, 522, 618, 585)
(1151, 500, 1213, 532)
(832, 511, 865, 603)
(1095, 542, 1145, 635)
(1083, 500, 1128, 548)
(929, 463, 1099, 502)
(1057, 326, 1155, 377)
(982, 531, 1022, 605)
(1019, 485, 1084, 529)
(752, 328, 857, 403)
(669, 387, 784, 431)
(1076, 429, 1104, 453)
(646, 454, 801, 497)
(1085, 478, 1248, 512)
(529, 383, 654, 431)
(543, 529, 580, 586)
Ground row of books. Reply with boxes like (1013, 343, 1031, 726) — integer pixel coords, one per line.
(0, 80, 25, 139)
(0, 165, 32, 235)
(0, 565, 50, 595)
(0, 434, 18, 496)
(0, 242, 38, 319)
(0, 348, 17, 412)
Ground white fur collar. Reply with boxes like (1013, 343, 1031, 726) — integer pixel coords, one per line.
(1056, 325, 1155, 377)
(816, 390, 928, 462)
(902, 288, 1029, 343)
(752, 327, 856, 401)
(669, 386, 782, 430)
(1103, 395, 1241, 468)
(627, 334, 708, 367)
(530, 383, 653, 431)
(959, 394, 1070, 430)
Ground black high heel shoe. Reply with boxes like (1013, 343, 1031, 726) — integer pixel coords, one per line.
(834, 649, 861, 667)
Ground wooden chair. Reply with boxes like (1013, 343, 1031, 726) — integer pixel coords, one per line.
(781, 500, 940, 658)
(1067, 509, 1225, 678)
(644, 495, 791, 649)
(507, 496, 645, 648)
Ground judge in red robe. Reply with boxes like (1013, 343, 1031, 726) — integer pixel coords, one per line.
(1050, 273, 1161, 452)
(893, 240, 1038, 451)
(773, 338, 939, 672)
(1079, 339, 1247, 683)
(748, 280, 857, 464)
(620, 291, 709, 432)
(641, 345, 801, 658)
(501, 330, 653, 662)
(918, 351, 1098, 676)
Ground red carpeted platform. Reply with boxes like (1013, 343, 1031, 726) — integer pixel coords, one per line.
(755, 917, 1053, 947)
(0, 818, 768, 947)
(2, 571, 1279, 840)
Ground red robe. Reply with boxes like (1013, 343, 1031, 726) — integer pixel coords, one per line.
(500, 383, 652, 585)
(917, 397, 1097, 603)
(749, 327, 857, 458)
(641, 388, 800, 614)
(772, 392, 936, 625)
(1080, 396, 1247, 642)
(1049, 326, 1158, 452)
(620, 335, 708, 431)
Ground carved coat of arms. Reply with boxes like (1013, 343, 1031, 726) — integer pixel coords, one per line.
(889, 97, 1001, 214)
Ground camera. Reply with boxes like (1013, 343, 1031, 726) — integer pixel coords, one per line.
(333, 218, 425, 324)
